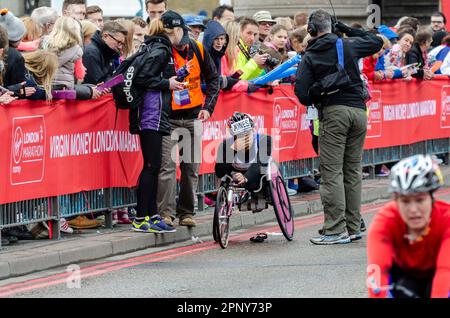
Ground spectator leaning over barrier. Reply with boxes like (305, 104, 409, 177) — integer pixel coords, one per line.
(379, 28, 416, 80)
(157, 10, 219, 228)
(363, 34, 394, 82)
(0, 25, 17, 105)
(62, 0, 86, 22)
(406, 27, 434, 80)
(83, 21, 127, 85)
(31, 6, 58, 36)
(0, 9, 27, 89)
(295, 9, 383, 245)
(212, 5, 235, 23)
(129, 14, 186, 234)
(86, 5, 104, 30)
(18, 17, 43, 52)
(0, 9, 37, 99)
(235, 18, 270, 80)
(253, 11, 276, 44)
(20, 50, 59, 100)
(430, 12, 447, 34)
(43, 17, 85, 90)
(145, 0, 167, 24)
(131, 17, 148, 52)
(80, 19, 97, 45)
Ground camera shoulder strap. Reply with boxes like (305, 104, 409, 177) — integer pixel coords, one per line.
(336, 38, 344, 67)
(237, 40, 252, 61)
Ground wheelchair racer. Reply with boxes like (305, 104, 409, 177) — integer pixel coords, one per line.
(215, 112, 272, 191)
(367, 154, 450, 298)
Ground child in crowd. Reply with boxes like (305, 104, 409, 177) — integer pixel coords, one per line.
(263, 24, 289, 63)
(43, 16, 85, 89)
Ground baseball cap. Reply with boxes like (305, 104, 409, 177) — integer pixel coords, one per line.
(253, 11, 276, 24)
(161, 10, 191, 45)
(182, 14, 206, 29)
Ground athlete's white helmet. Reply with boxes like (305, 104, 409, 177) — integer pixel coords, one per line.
(389, 154, 444, 195)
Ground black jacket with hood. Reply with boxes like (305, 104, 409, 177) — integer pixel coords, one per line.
(83, 31, 120, 85)
(203, 20, 228, 73)
(4, 47, 26, 88)
(202, 20, 242, 91)
(128, 34, 176, 135)
(406, 43, 426, 80)
(295, 26, 383, 110)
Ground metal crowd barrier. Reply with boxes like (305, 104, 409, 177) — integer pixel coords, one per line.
(1, 137, 449, 246)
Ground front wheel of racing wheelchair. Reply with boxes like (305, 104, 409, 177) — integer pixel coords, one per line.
(213, 159, 294, 249)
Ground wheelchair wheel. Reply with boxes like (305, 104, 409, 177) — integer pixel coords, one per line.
(213, 186, 230, 248)
(269, 166, 294, 241)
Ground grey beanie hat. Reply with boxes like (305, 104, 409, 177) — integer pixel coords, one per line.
(0, 9, 26, 42)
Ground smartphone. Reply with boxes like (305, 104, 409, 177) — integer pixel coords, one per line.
(231, 70, 243, 79)
(19, 83, 26, 99)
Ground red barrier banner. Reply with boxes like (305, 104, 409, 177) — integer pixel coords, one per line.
(1, 77, 449, 204)
(0, 98, 142, 204)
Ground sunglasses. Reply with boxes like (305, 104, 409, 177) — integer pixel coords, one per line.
(259, 21, 275, 27)
(107, 33, 125, 47)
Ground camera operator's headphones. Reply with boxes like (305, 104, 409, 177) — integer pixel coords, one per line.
(307, 10, 336, 37)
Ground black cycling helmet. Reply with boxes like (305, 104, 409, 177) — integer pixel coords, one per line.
(227, 112, 255, 136)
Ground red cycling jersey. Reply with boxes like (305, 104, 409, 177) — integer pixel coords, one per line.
(367, 200, 450, 298)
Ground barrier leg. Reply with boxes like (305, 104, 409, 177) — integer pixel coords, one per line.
(197, 176, 205, 213)
(104, 189, 113, 229)
(444, 153, 450, 165)
(50, 197, 61, 240)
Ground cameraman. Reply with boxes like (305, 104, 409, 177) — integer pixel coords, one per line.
(294, 9, 383, 245)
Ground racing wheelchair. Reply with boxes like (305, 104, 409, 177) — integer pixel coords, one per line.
(212, 159, 294, 249)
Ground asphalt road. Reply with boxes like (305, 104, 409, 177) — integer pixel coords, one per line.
(1, 193, 449, 299)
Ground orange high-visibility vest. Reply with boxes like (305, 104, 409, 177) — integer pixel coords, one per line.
(171, 41, 205, 111)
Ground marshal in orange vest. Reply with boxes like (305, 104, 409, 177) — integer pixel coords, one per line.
(172, 41, 205, 111)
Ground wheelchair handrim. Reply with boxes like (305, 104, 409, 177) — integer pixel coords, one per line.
(271, 174, 294, 240)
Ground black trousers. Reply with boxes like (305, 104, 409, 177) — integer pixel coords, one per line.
(136, 130, 163, 218)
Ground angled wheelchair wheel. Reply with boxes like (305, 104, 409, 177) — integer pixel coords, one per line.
(268, 163, 294, 241)
(213, 186, 231, 248)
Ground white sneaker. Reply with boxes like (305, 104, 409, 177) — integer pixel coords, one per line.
(60, 218, 74, 234)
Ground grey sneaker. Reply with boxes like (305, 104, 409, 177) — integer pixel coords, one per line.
(349, 232, 363, 241)
(310, 232, 351, 245)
